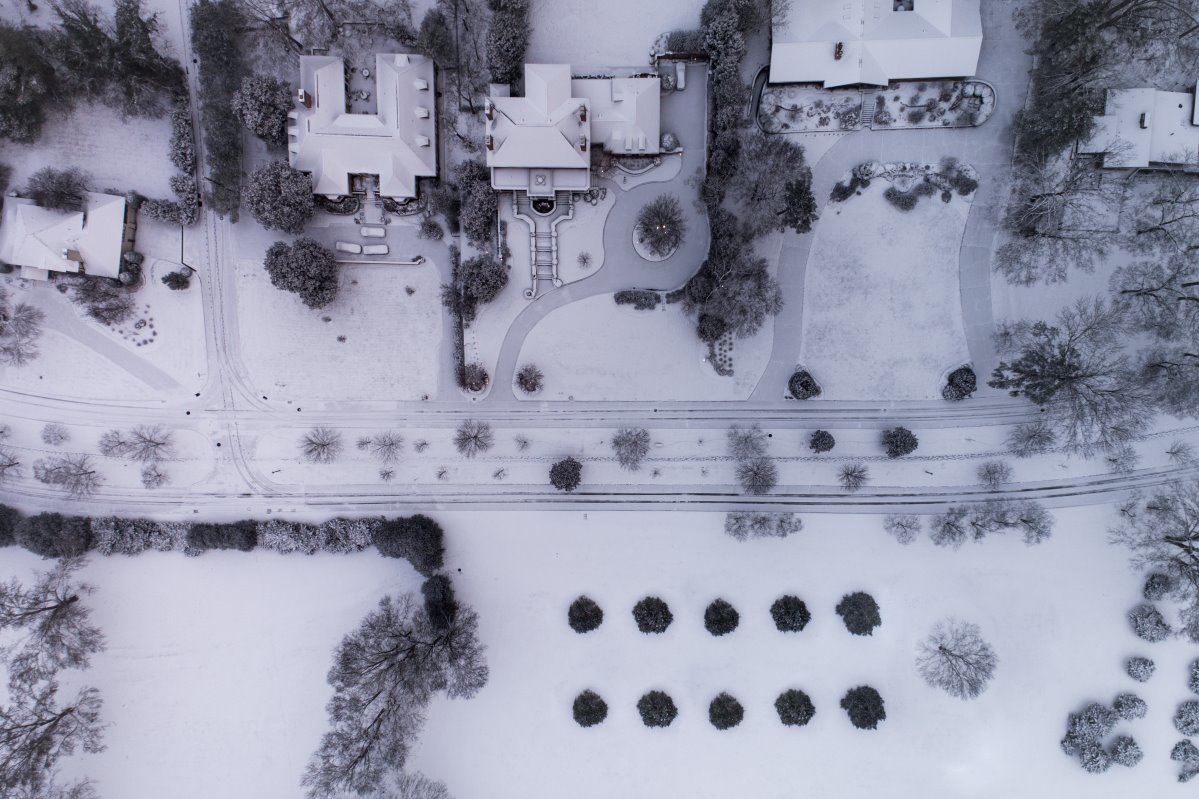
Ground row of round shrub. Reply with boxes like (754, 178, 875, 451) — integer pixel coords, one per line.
(570, 593, 873, 635)
(572, 687, 881, 729)
(0, 505, 445, 575)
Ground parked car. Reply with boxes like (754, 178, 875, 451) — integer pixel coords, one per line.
(675, 62, 686, 90)
(363, 244, 389, 256)
(334, 241, 363, 254)
(360, 226, 386, 238)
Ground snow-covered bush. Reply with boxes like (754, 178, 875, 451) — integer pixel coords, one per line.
(704, 598, 739, 636)
(942, 366, 977, 400)
(882, 426, 919, 458)
(836, 591, 881, 635)
(515, 364, 544, 395)
(1129, 603, 1171, 642)
(92, 516, 186, 555)
(883, 514, 921, 544)
(1060, 702, 1117, 756)
(568, 596, 603, 633)
(373, 515, 445, 576)
(637, 690, 678, 728)
(318, 517, 378, 553)
(808, 430, 835, 453)
(775, 689, 815, 726)
(1126, 656, 1155, 682)
(840, 686, 886, 729)
(1109, 736, 1142, 767)
(1190, 660, 1199, 695)
(724, 512, 802, 540)
(1078, 742, 1112, 774)
(1113, 693, 1147, 721)
(573, 690, 608, 727)
(257, 519, 321, 555)
(1172, 740, 1199, 782)
(788, 369, 821, 399)
(549, 457, 583, 492)
(1143, 572, 1173, 601)
(633, 596, 673, 634)
(708, 692, 744, 730)
(186, 521, 258, 553)
(1175, 701, 1199, 735)
(771, 595, 811, 632)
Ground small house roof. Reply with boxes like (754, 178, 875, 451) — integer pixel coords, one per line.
(0, 192, 126, 280)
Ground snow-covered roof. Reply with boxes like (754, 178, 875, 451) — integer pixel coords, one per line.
(571, 76, 660, 155)
(770, 0, 982, 87)
(1079, 87, 1199, 169)
(289, 53, 437, 200)
(0, 192, 127, 281)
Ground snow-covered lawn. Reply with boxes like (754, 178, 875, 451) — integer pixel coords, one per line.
(236, 259, 442, 403)
(518, 294, 770, 401)
(526, 0, 706, 64)
(411, 508, 1185, 799)
(800, 183, 971, 400)
(0, 327, 157, 402)
(0, 101, 175, 199)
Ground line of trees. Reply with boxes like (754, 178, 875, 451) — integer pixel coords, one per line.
(189, 0, 246, 218)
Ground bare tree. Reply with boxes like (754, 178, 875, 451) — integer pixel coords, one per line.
(0, 681, 104, 795)
(929, 506, 969, 549)
(140, 464, 168, 489)
(302, 593, 487, 798)
(126, 426, 174, 462)
(40, 424, 68, 447)
(611, 428, 651, 471)
(977, 460, 1014, 490)
(727, 424, 768, 460)
(737, 457, 778, 496)
(1106, 444, 1140, 474)
(1133, 170, 1199, 250)
(916, 619, 999, 700)
(0, 446, 20, 485)
(453, 420, 493, 459)
(0, 558, 105, 689)
(883, 514, 921, 545)
(1140, 345, 1199, 417)
(32, 455, 102, 499)
(300, 427, 343, 464)
(838, 462, 869, 492)
(1169, 440, 1196, 464)
(1110, 254, 1199, 341)
(368, 432, 405, 464)
(1008, 419, 1058, 457)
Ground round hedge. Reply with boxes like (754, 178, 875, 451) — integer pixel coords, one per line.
(771, 595, 811, 632)
(572, 690, 608, 727)
(841, 686, 886, 729)
(775, 689, 816, 727)
(809, 430, 835, 453)
(568, 596, 604, 633)
(638, 690, 678, 728)
(709, 692, 744, 730)
(882, 427, 918, 458)
(788, 369, 822, 400)
(633, 596, 673, 634)
(704, 598, 740, 636)
(942, 366, 977, 401)
(836, 591, 881, 636)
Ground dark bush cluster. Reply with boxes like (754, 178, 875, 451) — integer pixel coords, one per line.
(1173, 740, 1199, 782)
(638, 690, 678, 728)
(614, 290, 661, 311)
(883, 180, 935, 212)
(1176, 701, 1199, 736)
(1129, 603, 1171, 642)
(373, 514, 445, 576)
(775, 689, 816, 727)
(942, 366, 977, 401)
(1127, 656, 1155, 682)
(808, 430, 835, 453)
(840, 686, 886, 729)
(1143, 572, 1173, 601)
(836, 592, 881, 636)
(568, 596, 604, 634)
(1060, 702, 1117, 758)
(704, 599, 740, 636)
(882, 427, 919, 458)
(708, 692, 744, 730)
(186, 520, 258, 552)
(549, 457, 583, 493)
(1110, 735, 1143, 768)
(13, 512, 93, 558)
(633, 597, 673, 634)
(573, 689, 608, 728)
(1113, 693, 1147, 721)
(788, 369, 821, 400)
(770, 595, 811, 632)
(189, 0, 245, 217)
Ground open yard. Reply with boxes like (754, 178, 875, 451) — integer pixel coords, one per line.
(236, 259, 443, 404)
(800, 182, 972, 400)
(11, 508, 1189, 798)
(527, 0, 706, 64)
(517, 294, 770, 401)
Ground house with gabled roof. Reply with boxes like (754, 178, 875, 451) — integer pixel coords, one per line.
(289, 53, 437, 201)
(0, 192, 129, 281)
(1078, 84, 1199, 171)
(770, 0, 982, 87)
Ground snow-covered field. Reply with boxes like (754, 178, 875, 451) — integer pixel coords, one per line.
(518, 294, 770, 401)
(235, 259, 443, 404)
(526, 0, 707, 65)
(800, 184, 972, 400)
(10, 508, 1187, 799)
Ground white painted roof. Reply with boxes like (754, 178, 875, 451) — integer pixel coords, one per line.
(290, 53, 437, 200)
(770, 0, 982, 87)
(1080, 87, 1199, 168)
(571, 76, 660, 155)
(0, 192, 126, 280)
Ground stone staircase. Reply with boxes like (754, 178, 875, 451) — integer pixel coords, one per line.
(512, 191, 574, 298)
(859, 97, 876, 129)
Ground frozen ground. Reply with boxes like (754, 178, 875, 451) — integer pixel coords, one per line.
(526, 0, 706, 64)
(235, 259, 442, 403)
(800, 183, 971, 400)
(8, 508, 1183, 799)
(517, 294, 770, 401)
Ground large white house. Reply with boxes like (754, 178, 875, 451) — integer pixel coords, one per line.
(1078, 84, 1199, 171)
(485, 64, 660, 196)
(289, 53, 437, 201)
(770, 0, 982, 87)
(0, 192, 129, 281)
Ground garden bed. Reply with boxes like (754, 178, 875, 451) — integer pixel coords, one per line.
(870, 80, 995, 129)
(758, 86, 863, 133)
